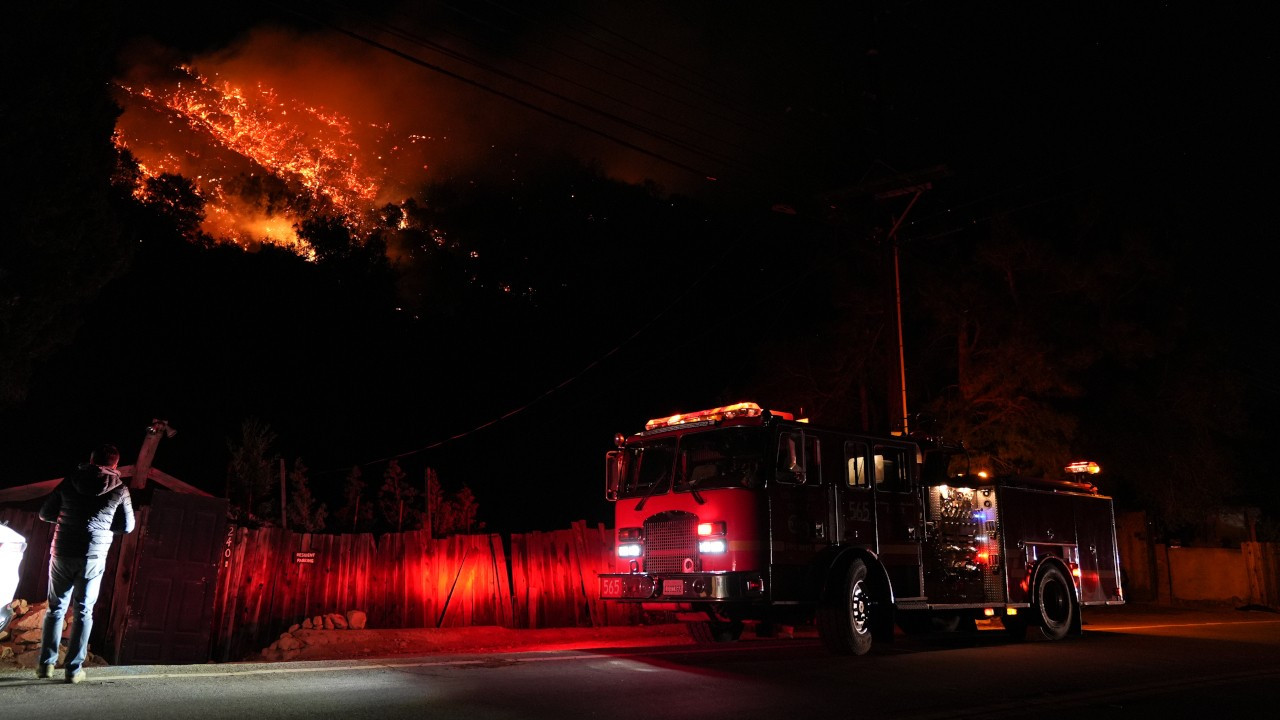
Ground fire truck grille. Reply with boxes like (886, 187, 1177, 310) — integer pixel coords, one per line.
(644, 512, 698, 575)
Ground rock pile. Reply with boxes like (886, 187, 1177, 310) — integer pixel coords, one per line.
(0, 599, 107, 669)
(260, 610, 369, 662)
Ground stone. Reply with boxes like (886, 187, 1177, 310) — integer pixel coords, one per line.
(11, 606, 46, 632)
(328, 613, 348, 630)
(313, 616, 323, 629)
(346, 610, 367, 630)
(323, 616, 334, 630)
(302, 618, 312, 629)
(16, 629, 41, 644)
(1, 646, 13, 660)
(276, 635, 302, 651)
(288, 624, 300, 633)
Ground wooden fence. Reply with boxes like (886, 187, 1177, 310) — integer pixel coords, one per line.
(211, 519, 638, 661)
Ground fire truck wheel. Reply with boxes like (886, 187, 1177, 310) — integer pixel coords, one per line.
(816, 558, 875, 655)
(687, 619, 744, 643)
(1032, 564, 1075, 641)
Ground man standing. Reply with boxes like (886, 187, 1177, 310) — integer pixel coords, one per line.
(37, 443, 134, 683)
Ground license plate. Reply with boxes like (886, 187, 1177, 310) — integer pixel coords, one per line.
(600, 577, 623, 598)
(662, 579, 684, 596)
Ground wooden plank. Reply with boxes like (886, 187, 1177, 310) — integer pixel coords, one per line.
(510, 532, 529, 628)
(490, 534, 513, 627)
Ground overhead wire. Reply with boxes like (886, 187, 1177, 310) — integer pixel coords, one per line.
(347, 0, 794, 172)
(458, 0, 783, 140)
(272, 1, 721, 182)
(321, 4, 773, 183)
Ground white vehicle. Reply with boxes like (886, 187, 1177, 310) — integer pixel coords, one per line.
(0, 522, 26, 634)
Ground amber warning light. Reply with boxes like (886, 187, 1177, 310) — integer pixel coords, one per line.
(1065, 461, 1101, 475)
(645, 402, 794, 431)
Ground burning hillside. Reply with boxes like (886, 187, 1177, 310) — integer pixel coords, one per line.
(112, 59, 438, 256)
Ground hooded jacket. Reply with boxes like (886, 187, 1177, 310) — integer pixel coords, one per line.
(40, 463, 135, 559)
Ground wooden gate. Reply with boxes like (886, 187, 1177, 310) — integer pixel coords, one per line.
(113, 491, 228, 664)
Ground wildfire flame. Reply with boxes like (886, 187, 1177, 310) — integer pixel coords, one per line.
(113, 64, 433, 256)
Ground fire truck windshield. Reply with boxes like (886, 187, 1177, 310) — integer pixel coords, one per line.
(617, 428, 765, 499)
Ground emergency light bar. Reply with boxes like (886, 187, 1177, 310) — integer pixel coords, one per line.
(644, 402, 794, 431)
(1065, 461, 1101, 475)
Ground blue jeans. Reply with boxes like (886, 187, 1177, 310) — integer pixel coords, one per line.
(39, 555, 106, 675)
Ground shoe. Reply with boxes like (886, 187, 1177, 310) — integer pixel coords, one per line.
(36, 663, 54, 679)
(66, 669, 86, 684)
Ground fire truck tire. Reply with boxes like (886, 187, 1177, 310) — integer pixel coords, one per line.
(687, 620, 743, 643)
(1031, 564, 1075, 641)
(816, 559, 875, 655)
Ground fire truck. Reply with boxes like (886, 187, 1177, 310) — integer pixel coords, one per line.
(599, 402, 1124, 655)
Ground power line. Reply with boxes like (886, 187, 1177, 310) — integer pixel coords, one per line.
(346, 0, 793, 171)
(458, 0, 783, 139)
(273, 1, 722, 182)
(328, 7, 774, 182)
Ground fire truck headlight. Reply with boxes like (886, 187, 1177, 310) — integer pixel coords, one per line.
(698, 539, 726, 554)
(617, 544, 642, 558)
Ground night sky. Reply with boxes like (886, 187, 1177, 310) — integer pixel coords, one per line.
(3, 2, 1273, 534)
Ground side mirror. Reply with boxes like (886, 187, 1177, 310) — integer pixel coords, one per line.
(605, 450, 623, 501)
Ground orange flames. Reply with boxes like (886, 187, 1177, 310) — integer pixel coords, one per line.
(113, 64, 433, 256)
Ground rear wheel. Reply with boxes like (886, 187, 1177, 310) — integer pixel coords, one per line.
(816, 559, 875, 655)
(688, 619, 743, 643)
(1033, 565, 1075, 640)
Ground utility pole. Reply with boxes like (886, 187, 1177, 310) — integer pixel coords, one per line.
(132, 419, 176, 490)
(878, 187, 925, 436)
(819, 164, 949, 435)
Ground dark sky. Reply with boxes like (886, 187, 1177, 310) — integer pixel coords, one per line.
(4, 2, 1273, 532)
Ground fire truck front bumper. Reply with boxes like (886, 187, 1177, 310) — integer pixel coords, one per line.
(599, 572, 765, 601)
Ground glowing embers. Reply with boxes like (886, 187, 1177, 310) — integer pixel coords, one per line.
(644, 402, 794, 431)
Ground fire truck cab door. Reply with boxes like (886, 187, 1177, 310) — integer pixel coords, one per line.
(836, 440, 876, 547)
(769, 430, 832, 600)
(871, 443, 924, 599)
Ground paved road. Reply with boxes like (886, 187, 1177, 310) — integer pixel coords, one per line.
(2, 604, 1278, 720)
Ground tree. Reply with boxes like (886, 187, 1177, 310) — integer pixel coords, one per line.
(226, 418, 280, 525)
(139, 172, 211, 246)
(912, 220, 1091, 476)
(424, 468, 484, 538)
(378, 459, 422, 533)
(286, 458, 328, 532)
(334, 465, 374, 533)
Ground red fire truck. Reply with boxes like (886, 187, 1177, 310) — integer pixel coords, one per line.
(600, 402, 1124, 655)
